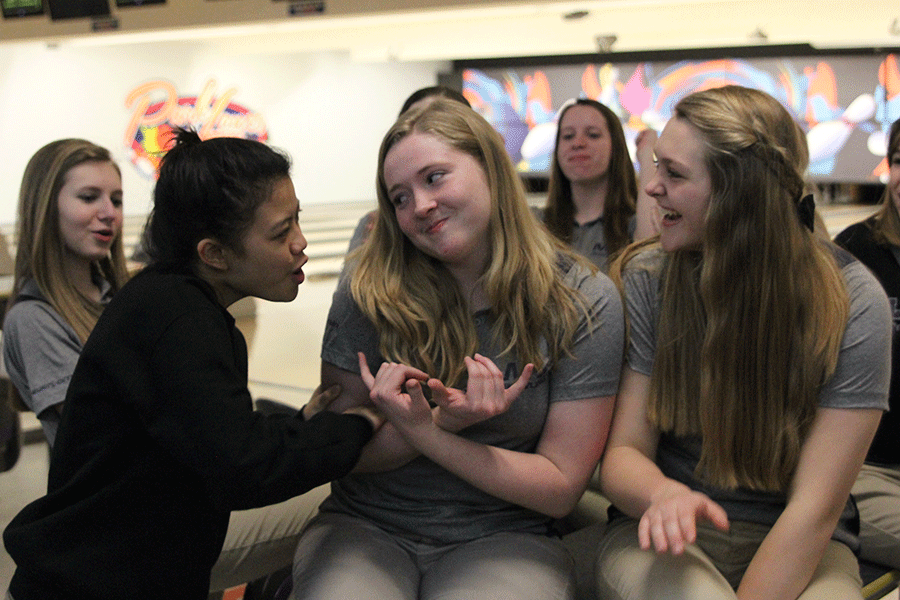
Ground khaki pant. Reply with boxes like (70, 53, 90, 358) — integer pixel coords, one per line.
(596, 517, 862, 600)
(209, 483, 329, 592)
(853, 462, 900, 569)
(292, 512, 576, 600)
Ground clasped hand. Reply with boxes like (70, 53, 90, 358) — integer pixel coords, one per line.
(358, 352, 534, 434)
(639, 485, 730, 555)
(302, 382, 384, 429)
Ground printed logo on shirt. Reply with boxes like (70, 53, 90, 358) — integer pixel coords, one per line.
(503, 361, 548, 389)
(32, 374, 72, 396)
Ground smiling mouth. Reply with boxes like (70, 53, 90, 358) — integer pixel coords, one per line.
(660, 208, 682, 223)
(422, 218, 447, 234)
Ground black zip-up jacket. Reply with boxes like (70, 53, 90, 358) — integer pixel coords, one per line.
(836, 217, 900, 465)
(4, 266, 373, 600)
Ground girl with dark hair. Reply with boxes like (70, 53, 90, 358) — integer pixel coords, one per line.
(3, 129, 379, 600)
(542, 98, 656, 271)
(835, 117, 900, 571)
(596, 86, 891, 600)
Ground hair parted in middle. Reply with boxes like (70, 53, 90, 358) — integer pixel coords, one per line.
(544, 99, 638, 262)
(613, 85, 849, 492)
(398, 85, 471, 116)
(12, 139, 129, 344)
(146, 128, 292, 273)
(351, 99, 594, 387)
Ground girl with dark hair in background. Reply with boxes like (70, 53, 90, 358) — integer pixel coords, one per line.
(541, 98, 657, 271)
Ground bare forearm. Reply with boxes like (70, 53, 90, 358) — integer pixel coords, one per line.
(350, 422, 417, 472)
(736, 510, 837, 600)
(600, 445, 687, 518)
(352, 407, 464, 473)
(405, 424, 588, 518)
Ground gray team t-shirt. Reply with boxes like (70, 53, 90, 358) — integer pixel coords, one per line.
(2, 278, 112, 447)
(620, 246, 891, 546)
(533, 206, 637, 272)
(319, 261, 624, 544)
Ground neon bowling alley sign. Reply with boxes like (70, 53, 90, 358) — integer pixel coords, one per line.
(124, 79, 269, 179)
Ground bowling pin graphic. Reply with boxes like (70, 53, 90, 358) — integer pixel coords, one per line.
(807, 93, 876, 165)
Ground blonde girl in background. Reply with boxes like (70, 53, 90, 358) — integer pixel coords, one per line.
(3, 139, 129, 447)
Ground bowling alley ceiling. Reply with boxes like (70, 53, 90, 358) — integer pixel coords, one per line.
(243, 0, 900, 62)
(4, 0, 900, 60)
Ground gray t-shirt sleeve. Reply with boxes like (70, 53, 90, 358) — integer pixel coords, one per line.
(3, 299, 83, 445)
(320, 278, 381, 374)
(346, 211, 376, 254)
(621, 249, 662, 376)
(819, 261, 892, 411)
(551, 265, 624, 401)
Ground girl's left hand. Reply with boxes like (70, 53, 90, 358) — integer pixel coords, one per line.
(639, 486, 730, 555)
(300, 383, 342, 420)
(431, 354, 533, 431)
(358, 353, 434, 431)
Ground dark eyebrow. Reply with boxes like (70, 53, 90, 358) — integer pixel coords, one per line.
(269, 201, 300, 233)
(387, 162, 447, 195)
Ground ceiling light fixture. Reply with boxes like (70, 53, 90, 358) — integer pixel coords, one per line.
(595, 34, 617, 53)
(563, 10, 589, 20)
(749, 27, 768, 43)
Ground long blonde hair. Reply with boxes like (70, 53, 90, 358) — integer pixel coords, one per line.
(871, 118, 900, 247)
(620, 86, 849, 491)
(352, 100, 593, 386)
(11, 139, 129, 344)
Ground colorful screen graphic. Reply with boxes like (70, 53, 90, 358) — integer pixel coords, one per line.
(461, 52, 900, 183)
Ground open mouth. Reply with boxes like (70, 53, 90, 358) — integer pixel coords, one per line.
(292, 264, 305, 284)
(660, 208, 682, 224)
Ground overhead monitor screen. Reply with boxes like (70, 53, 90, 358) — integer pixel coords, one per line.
(1, 0, 43, 18)
(458, 50, 900, 183)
